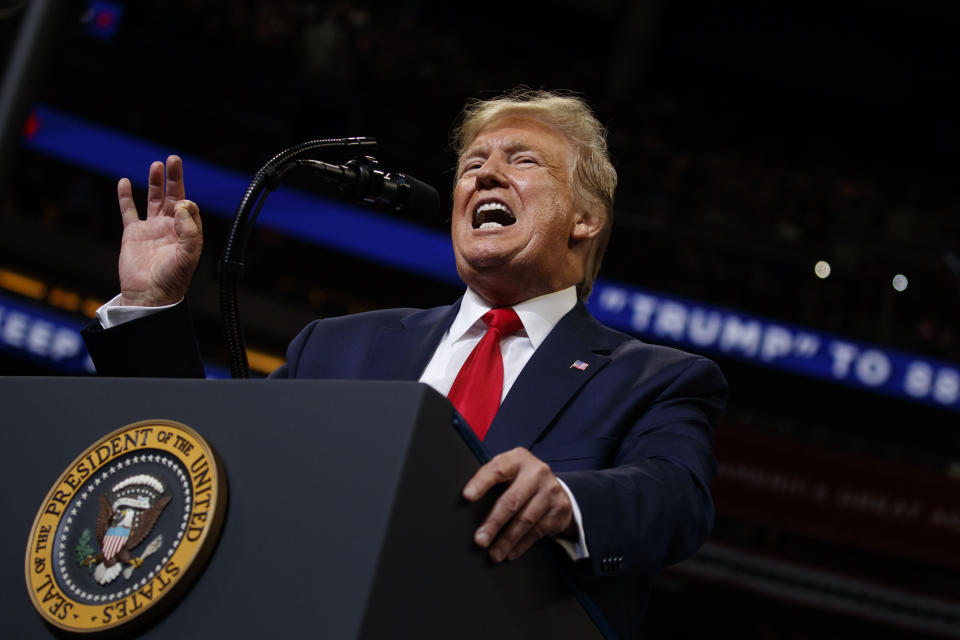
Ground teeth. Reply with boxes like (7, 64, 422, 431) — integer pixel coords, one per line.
(477, 202, 512, 215)
(473, 201, 515, 229)
(473, 200, 515, 229)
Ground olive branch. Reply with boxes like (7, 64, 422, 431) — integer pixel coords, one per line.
(74, 528, 95, 567)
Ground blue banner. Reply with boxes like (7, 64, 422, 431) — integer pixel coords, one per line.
(588, 281, 960, 414)
(0, 294, 94, 375)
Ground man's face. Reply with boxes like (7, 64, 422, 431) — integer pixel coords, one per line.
(452, 115, 592, 305)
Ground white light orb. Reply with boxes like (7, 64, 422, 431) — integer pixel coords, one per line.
(892, 274, 908, 292)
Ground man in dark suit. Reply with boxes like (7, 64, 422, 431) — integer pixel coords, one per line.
(84, 90, 726, 637)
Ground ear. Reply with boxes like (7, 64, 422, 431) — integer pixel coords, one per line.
(570, 208, 604, 241)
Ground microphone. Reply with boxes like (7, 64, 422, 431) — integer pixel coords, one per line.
(290, 155, 440, 219)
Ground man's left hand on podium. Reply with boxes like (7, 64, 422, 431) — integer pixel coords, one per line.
(463, 447, 574, 563)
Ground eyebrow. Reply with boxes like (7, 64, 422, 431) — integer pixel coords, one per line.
(466, 137, 540, 155)
(459, 138, 543, 170)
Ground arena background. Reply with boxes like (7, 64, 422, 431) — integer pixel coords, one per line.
(1, 1, 958, 637)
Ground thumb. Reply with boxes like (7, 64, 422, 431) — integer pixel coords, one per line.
(173, 200, 202, 243)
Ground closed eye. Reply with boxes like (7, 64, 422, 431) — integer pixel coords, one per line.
(459, 161, 483, 176)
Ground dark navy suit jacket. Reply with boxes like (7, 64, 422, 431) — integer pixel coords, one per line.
(83, 298, 727, 639)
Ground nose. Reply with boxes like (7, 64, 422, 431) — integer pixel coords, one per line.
(476, 157, 507, 189)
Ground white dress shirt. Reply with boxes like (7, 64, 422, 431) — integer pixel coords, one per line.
(96, 294, 178, 329)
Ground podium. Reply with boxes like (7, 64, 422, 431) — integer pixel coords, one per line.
(2, 377, 607, 638)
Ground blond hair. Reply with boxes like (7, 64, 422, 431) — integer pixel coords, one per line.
(452, 89, 617, 300)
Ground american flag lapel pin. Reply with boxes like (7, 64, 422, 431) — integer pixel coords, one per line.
(570, 360, 589, 371)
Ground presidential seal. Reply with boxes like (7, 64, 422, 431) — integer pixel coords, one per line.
(24, 420, 226, 633)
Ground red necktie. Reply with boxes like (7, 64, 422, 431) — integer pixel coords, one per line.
(447, 308, 523, 440)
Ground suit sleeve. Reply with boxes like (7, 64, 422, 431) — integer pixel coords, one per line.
(557, 356, 726, 578)
(267, 319, 319, 378)
(82, 301, 206, 378)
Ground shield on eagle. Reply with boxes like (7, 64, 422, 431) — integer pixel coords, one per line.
(89, 473, 171, 585)
(101, 520, 131, 562)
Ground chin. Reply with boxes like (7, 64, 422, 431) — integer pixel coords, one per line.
(456, 242, 517, 269)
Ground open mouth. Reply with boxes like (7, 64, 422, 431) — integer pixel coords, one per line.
(473, 201, 516, 229)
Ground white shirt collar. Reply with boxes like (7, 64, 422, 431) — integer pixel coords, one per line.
(446, 286, 578, 349)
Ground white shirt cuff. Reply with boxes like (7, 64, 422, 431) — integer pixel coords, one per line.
(554, 478, 589, 561)
(96, 294, 181, 329)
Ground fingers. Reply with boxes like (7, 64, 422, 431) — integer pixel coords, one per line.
(117, 178, 139, 228)
(487, 489, 551, 562)
(463, 449, 522, 502)
(120, 157, 187, 223)
(164, 155, 185, 216)
(145, 161, 165, 218)
(472, 474, 537, 551)
(464, 448, 572, 563)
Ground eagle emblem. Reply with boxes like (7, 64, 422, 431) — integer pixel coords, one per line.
(80, 473, 171, 585)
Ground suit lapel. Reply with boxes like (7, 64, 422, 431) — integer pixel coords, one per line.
(364, 302, 461, 380)
(482, 303, 617, 455)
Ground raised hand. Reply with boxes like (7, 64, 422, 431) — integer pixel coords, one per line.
(463, 447, 575, 563)
(117, 156, 202, 307)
